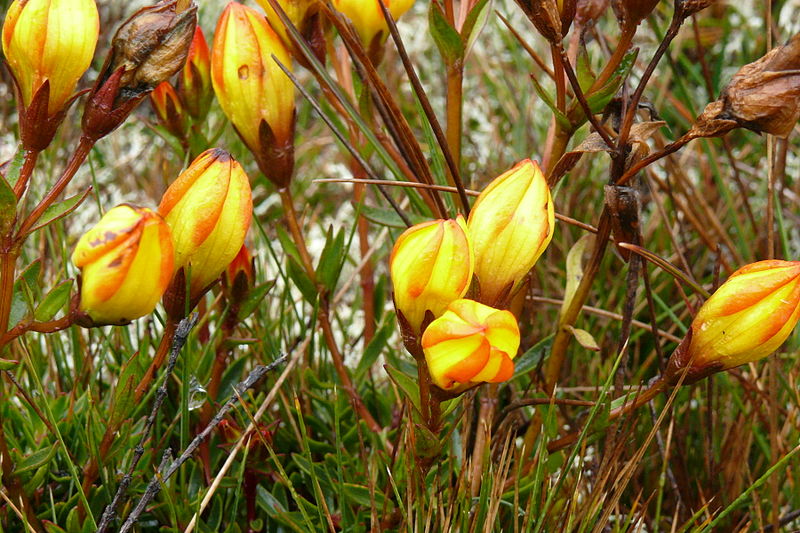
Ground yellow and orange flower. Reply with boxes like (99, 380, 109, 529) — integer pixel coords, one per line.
(422, 299, 520, 390)
(72, 205, 174, 325)
(667, 260, 800, 383)
(332, 0, 415, 46)
(2, 0, 99, 115)
(159, 148, 253, 296)
(179, 26, 212, 120)
(468, 159, 554, 307)
(390, 216, 473, 336)
(211, 2, 295, 185)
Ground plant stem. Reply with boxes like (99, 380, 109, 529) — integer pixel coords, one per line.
(14, 149, 40, 199)
(278, 187, 381, 434)
(0, 396, 42, 530)
(543, 209, 613, 393)
(135, 319, 178, 402)
(546, 376, 668, 453)
(0, 244, 19, 341)
(16, 136, 95, 239)
(445, 60, 464, 182)
(589, 25, 635, 92)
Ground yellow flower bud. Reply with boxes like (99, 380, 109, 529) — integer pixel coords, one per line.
(72, 205, 174, 325)
(179, 26, 213, 120)
(255, 0, 314, 46)
(332, 0, 415, 46)
(467, 159, 555, 307)
(666, 260, 800, 384)
(211, 2, 295, 186)
(390, 216, 473, 337)
(158, 148, 253, 296)
(2, 0, 99, 115)
(422, 299, 520, 390)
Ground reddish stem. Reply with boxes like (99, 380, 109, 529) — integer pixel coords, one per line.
(14, 149, 40, 199)
(16, 136, 94, 239)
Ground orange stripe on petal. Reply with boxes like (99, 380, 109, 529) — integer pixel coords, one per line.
(444, 337, 490, 383)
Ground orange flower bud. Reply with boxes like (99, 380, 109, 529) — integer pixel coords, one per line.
(2, 0, 99, 149)
(179, 26, 213, 120)
(390, 216, 473, 337)
(467, 159, 554, 307)
(666, 260, 800, 384)
(422, 299, 520, 390)
(150, 81, 188, 139)
(158, 148, 253, 296)
(211, 2, 296, 186)
(2, 0, 99, 114)
(332, 0, 415, 47)
(225, 243, 255, 302)
(72, 205, 174, 326)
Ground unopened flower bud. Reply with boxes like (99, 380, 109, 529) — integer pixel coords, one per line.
(225, 244, 255, 303)
(390, 215, 473, 339)
(179, 26, 212, 120)
(666, 260, 800, 384)
(422, 299, 520, 391)
(515, 0, 563, 42)
(82, 0, 197, 141)
(612, 0, 659, 28)
(468, 159, 554, 308)
(150, 81, 188, 139)
(2, 0, 99, 150)
(158, 148, 253, 297)
(211, 2, 296, 187)
(72, 205, 174, 326)
(332, 0, 415, 48)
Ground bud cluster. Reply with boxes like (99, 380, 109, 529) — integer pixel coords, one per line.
(390, 159, 554, 392)
(149, 26, 213, 142)
(72, 149, 253, 326)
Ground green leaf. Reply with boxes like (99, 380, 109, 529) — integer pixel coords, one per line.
(414, 423, 441, 458)
(0, 172, 16, 234)
(511, 335, 553, 379)
(287, 255, 317, 304)
(341, 482, 389, 509)
(562, 234, 592, 319)
(566, 325, 601, 351)
(462, 0, 492, 58)
(429, 2, 463, 64)
(275, 225, 302, 266)
(0, 358, 19, 370)
(355, 319, 393, 381)
(217, 356, 248, 401)
(13, 443, 57, 475)
(3, 147, 24, 190)
(530, 74, 572, 131)
(109, 351, 143, 427)
(315, 225, 346, 292)
(27, 188, 91, 234)
(384, 363, 420, 413)
(576, 43, 595, 93)
(237, 280, 275, 321)
(586, 49, 638, 114)
(9, 260, 42, 329)
(34, 279, 73, 321)
(361, 204, 425, 228)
